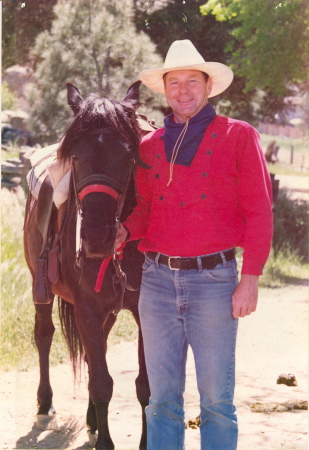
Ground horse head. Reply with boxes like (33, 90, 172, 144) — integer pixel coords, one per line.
(58, 82, 149, 259)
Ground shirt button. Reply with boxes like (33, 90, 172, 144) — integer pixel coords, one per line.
(212, 133, 217, 138)
(206, 150, 212, 155)
(180, 202, 184, 206)
(155, 173, 160, 178)
(159, 195, 164, 200)
(202, 172, 207, 177)
(156, 154, 161, 158)
(201, 194, 207, 199)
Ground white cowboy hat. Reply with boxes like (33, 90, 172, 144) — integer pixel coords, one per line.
(138, 40, 233, 98)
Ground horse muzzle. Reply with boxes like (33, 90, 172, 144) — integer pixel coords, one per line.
(81, 225, 116, 259)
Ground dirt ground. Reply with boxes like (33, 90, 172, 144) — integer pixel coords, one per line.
(0, 283, 307, 450)
(275, 173, 309, 202)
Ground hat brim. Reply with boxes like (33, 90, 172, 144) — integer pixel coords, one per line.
(139, 62, 233, 98)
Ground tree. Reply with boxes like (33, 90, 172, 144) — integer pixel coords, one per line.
(27, 0, 165, 145)
(133, 0, 274, 123)
(2, 0, 57, 70)
(200, 0, 309, 122)
(134, 0, 234, 115)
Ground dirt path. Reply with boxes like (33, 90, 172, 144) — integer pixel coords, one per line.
(1, 284, 308, 450)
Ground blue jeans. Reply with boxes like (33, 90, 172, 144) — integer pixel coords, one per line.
(138, 253, 239, 450)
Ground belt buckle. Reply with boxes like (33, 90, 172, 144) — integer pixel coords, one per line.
(168, 256, 181, 270)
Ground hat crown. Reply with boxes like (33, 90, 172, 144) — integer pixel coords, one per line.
(164, 40, 205, 69)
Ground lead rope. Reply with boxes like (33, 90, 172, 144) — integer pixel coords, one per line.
(167, 116, 190, 186)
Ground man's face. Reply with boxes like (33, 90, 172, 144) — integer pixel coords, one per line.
(164, 70, 211, 123)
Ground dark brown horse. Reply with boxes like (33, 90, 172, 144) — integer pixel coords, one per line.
(23, 81, 150, 449)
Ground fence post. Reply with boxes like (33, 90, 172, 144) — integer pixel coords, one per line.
(290, 145, 294, 165)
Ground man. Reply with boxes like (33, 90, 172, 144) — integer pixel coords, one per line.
(116, 40, 273, 450)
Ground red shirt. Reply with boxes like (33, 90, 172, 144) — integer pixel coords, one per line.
(124, 115, 273, 275)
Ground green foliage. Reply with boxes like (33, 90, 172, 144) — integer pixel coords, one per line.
(135, 0, 301, 123)
(260, 248, 309, 288)
(2, 0, 57, 70)
(200, 0, 309, 119)
(273, 189, 309, 262)
(27, 0, 165, 145)
(1, 81, 17, 110)
(134, 0, 234, 116)
(108, 310, 138, 345)
(135, 0, 231, 63)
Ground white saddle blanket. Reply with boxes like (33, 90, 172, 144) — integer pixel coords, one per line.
(25, 143, 71, 209)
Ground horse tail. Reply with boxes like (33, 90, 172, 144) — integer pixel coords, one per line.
(58, 297, 84, 377)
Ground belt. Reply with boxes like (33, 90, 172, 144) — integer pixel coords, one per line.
(146, 248, 236, 271)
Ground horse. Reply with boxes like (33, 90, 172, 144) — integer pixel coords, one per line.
(23, 81, 151, 450)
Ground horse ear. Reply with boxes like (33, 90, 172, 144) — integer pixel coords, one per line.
(123, 80, 141, 109)
(66, 82, 83, 116)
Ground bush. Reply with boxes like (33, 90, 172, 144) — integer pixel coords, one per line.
(1, 81, 17, 110)
(273, 188, 309, 262)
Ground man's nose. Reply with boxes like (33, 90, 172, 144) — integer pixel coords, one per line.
(179, 82, 190, 93)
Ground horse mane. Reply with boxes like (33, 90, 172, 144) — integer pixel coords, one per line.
(57, 93, 143, 163)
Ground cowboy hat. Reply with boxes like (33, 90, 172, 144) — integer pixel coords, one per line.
(138, 40, 233, 98)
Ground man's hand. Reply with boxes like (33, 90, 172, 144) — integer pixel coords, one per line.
(232, 274, 259, 318)
(115, 223, 128, 249)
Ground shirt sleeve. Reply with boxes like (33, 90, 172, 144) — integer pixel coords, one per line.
(236, 126, 273, 275)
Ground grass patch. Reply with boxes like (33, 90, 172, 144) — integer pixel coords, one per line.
(1, 140, 21, 160)
(260, 133, 307, 154)
(260, 133, 308, 175)
(260, 250, 309, 288)
(0, 188, 70, 370)
(108, 309, 138, 345)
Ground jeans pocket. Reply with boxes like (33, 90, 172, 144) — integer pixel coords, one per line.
(142, 255, 156, 274)
(203, 259, 238, 282)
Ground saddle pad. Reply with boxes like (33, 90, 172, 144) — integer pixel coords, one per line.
(26, 143, 59, 200)
(25, 143, 71, 208)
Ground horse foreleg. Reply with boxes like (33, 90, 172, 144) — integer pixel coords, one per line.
(85, 312, 117, 448)
(34, 301, 57, 429)
(131, 306, 150, 450)
(93, 402, 114, 450)
(75, 303, 116, 449)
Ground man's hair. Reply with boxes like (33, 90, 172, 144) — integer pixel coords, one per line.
(163, 71, 209, 84)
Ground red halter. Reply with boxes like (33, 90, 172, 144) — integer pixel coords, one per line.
(78, 184, 121, 202)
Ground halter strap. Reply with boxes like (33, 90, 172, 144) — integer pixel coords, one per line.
(78, 185, 121, 202)
(76, 174, 125, 193)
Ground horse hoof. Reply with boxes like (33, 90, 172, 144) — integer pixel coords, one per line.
(36, 411, 58, 431)
(87, 430, 98, 448)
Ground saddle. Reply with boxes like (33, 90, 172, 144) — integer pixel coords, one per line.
(24, 145, 71, 304)
(33, 174, 64, 304)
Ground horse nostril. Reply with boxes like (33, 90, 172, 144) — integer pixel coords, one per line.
(81, 223, 116, 255)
